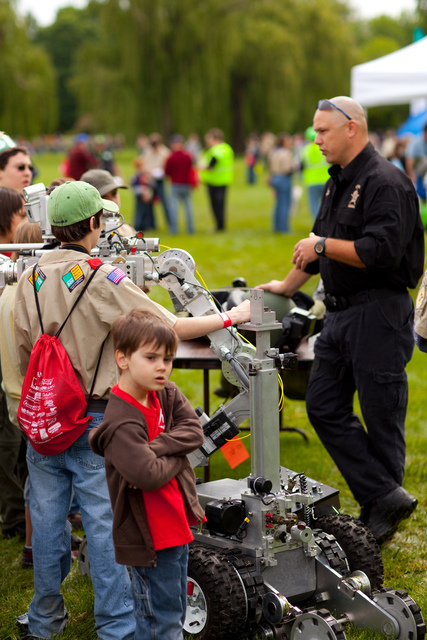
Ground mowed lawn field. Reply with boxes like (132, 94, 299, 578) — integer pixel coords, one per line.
(1, 150, 426, 640)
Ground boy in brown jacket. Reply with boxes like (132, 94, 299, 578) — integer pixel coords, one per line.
(89, 309, 204, 640)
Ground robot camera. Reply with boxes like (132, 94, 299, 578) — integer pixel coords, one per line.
(23, 183, 51, 236)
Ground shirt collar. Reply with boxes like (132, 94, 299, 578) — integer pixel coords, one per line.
(328, 142, 375, 184)
(60, 243, 91, 255)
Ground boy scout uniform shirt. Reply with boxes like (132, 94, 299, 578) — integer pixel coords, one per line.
(13, 249, 177, 401)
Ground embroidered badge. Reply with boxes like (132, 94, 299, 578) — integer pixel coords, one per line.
(62, 264, 85, 291)
(348, 184, 361, 209)
(107, 267, 126, 285)
(28, 266, 46, 292)
(416, 286, 425, 309)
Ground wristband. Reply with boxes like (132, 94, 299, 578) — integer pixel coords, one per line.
(219, 312, 232, 328)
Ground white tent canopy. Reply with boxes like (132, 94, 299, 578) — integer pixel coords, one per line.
(351, 37, 427, 108)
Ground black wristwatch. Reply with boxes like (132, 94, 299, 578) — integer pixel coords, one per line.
(314, 237, 327, 256)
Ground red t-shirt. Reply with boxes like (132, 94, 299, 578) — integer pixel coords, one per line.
(67, 147, 98, 180)
(111, 385, 193, 551)
(164, 150, 193, 185)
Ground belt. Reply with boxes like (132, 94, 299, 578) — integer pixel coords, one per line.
(86, 398, 108, 413)
(323, 289, 405, 312)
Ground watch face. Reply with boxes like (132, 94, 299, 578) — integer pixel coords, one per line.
(315, 241, 324, 255)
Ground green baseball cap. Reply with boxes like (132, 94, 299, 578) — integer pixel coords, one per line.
(0, 132, 17, 152)
(47, 180, 119, 227)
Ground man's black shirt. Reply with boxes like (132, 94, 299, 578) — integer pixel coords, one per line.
(305, 142, 424, 296)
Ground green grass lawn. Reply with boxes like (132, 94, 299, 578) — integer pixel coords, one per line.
(1, 151, 426, 639)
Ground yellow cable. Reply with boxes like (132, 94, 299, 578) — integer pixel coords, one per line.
(278, 373, 285, 412)
(195, 269, 208, 290)
(159, 244, 172, 250)
(237, 332, 255, 347)
(225, 433, 251, 441)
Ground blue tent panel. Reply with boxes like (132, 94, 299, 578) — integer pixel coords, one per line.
(397, 110, 427, 137)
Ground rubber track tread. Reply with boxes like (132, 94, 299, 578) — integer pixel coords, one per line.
(316, 513, 384, 590)
(186, 544, 248, 640)
(373, 588, 426, 640)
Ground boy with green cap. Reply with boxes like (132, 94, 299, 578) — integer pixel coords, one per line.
(13, 180, 250, 639)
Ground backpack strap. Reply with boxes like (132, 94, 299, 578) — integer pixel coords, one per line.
(55, 263, 103, 338)
(32, 262, 106, 403)
(32, 264, 45, 335)
(87, 335, 107, 402)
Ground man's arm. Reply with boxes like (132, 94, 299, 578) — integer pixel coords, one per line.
(256, 267, 312, 298)
(292, 235, 365, 270)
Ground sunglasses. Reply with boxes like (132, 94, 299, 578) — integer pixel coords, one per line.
(317, 99, 352, 121)
(16, 164, 34, 172)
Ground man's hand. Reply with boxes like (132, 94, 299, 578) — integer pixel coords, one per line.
(255, 280, 288, 295)
(292, 233, 320, 270)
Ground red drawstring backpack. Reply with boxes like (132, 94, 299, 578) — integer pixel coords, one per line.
(17, 262, 105, 455)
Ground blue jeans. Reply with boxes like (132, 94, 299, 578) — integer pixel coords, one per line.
(26, 415, 135, 640)
(153, 179, 172, 229)
(130, 544, 189, 640)
(134, 196, 155, 231)
(170, 184, 194, 234)
(271, 173, 292, 232)
(307, 183, 325, 219)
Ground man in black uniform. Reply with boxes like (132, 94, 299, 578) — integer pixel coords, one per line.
(258, 96, 424, 544)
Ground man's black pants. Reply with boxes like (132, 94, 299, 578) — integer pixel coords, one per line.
(207, 185, 227, 230)
(306, 292, 414, 507)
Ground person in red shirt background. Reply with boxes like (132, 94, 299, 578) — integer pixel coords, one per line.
(66, 133, 98, 180)
(164, 134, 195, 234)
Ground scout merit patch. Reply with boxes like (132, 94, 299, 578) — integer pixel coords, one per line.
(62, 264, 85, 292)
(416, 286, 425, 309)
(107, 267, 126, 285)
(28, 266, 46, 292)
(348, 184, 361, 209)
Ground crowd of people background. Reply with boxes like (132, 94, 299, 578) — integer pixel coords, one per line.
(10, 122, 427, 238)
(7, 122, 427, 237)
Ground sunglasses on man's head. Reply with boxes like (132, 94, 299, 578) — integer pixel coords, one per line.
(16, 164, 34, 172)
(317, 99, 352, 121)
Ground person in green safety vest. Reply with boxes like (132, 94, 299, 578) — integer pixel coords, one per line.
(300, 126, 330, 219)
(200, 128, 234, 231)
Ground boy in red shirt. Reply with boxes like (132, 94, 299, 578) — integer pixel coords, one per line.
(89, 309, 204, 640)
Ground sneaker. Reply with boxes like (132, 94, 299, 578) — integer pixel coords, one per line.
(16, 611, 29, 629)
(366, 486, 417, 544)
(21, 546, 33, 569)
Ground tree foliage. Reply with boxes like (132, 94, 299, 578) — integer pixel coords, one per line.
(71, 0, 357, 146)
(4, 0, 422, 141)
(416, 0, 427, 32)
(0, 0, 57, 138)
(34, 4, 102, 131)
